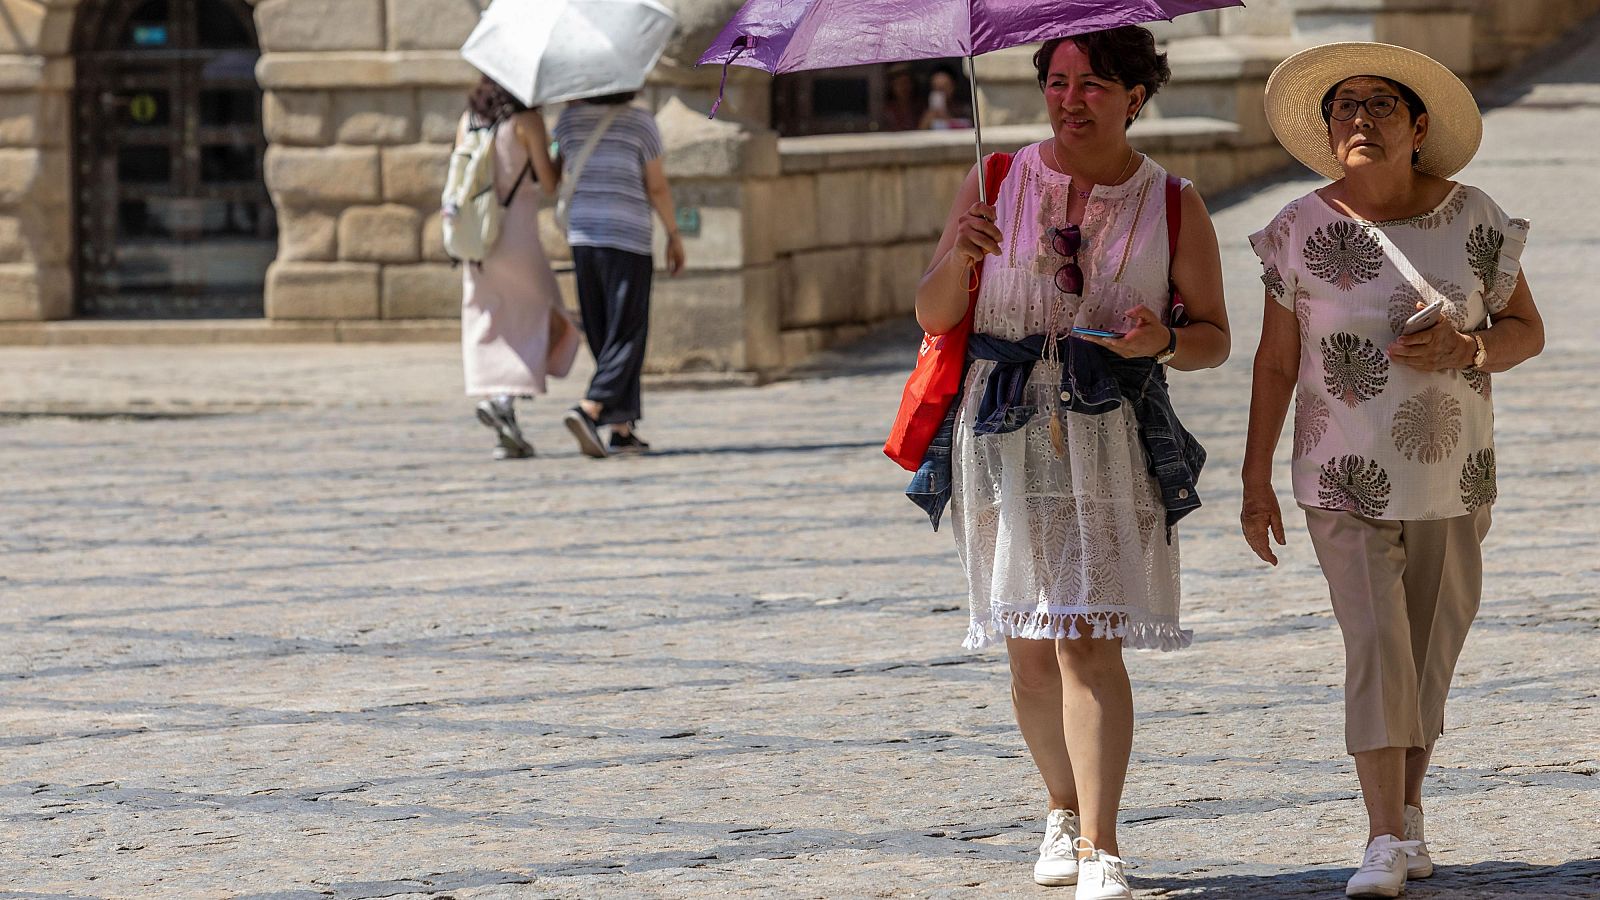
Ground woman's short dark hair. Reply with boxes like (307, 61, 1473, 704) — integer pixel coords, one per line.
(1033, 27, 1170, 128)
(583, 91, 637, 105)
(1319, 76, 1427, 125)
(467, 75, 528, 126)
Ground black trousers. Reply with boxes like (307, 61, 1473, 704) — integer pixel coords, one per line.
(571, 245, 652, 426)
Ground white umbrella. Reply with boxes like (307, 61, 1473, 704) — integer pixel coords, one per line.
(461, 0, 677, 108)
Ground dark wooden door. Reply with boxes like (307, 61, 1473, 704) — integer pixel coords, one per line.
(73, 0, 275, 317)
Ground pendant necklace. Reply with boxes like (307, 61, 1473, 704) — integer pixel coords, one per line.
(1039, 142, 1138, 458)
(1045, 141, 1139, 199)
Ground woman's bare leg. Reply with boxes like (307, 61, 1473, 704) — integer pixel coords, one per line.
(1354, 747, 1408, 840)
(1404, 743, 1433, 810)
(1006, 636, 1079, 812)
(1056, 634, 1132, 857)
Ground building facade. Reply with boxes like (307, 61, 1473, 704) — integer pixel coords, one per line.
(1, 0, 1597, 371)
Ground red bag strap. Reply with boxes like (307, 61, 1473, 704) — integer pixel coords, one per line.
(968, 152, 1014, 294)
(985, 152, 1014, 206)
(1165, 174, 1183, 258)
(1164, 173, 1189, 325)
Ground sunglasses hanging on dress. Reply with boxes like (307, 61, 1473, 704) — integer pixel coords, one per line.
(1046, 223, 1085, 458)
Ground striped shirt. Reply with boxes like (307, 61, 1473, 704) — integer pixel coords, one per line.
(554, 104, 663, 257)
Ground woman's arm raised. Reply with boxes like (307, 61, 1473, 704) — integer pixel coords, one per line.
(915, 163, 1001, 335)
(513, 111, 559, 197)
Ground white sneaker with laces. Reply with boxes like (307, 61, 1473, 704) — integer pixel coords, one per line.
(1402, 805, 1433, 878)
(1032, 808, 1080, 886)
(1073, 837, 1132, 900)
(1345, 834, 1422, 898)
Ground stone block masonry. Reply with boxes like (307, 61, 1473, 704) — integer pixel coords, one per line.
(2, 0, 1599, 365)
(339, 204, 422, 264)
(254, 0, 483, 324)
(265, 261, 381, 319)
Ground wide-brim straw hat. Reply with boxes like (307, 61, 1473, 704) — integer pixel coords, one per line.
(1264, 42, 1482, 181)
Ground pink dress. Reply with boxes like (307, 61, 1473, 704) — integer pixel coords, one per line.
(461, 111, 565, 397)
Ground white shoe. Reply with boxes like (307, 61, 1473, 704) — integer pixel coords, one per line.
(1032, 808, 1080, 886)
(1345, 834, 1422, 898)
(1073, 837, 1132, 900)
(1402, 805, 1433, 879)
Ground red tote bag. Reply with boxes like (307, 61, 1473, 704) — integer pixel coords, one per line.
(883, 151, 1013, 471)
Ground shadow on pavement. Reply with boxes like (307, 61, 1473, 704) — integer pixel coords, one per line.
(1142, 857, 1600, 898)
(1478, 9, 1600, 108)
(643, 439, 885, 458)
(772, 316, 927, 381)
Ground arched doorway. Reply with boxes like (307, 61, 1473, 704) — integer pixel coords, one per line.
(72, 0, 276, 318)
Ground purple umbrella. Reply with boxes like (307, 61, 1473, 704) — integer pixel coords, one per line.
(700, 0, 1243, 193)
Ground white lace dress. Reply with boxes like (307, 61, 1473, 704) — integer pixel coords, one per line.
(953, 144, 1190, 651)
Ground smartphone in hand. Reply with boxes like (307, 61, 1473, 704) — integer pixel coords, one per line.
(1401, 298, 1447, 335)
(1071, 326, 1125, 339)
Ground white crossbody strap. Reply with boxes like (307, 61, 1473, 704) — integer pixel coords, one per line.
(557, 106, 622, 229)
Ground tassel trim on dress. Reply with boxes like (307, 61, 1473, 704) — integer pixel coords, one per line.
(964, 608, 1193, 652)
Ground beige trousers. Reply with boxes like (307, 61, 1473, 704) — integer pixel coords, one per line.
(1302, 505, 1492, 754)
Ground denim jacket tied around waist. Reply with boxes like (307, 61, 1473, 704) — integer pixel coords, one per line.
(905, 333, 1205, 540)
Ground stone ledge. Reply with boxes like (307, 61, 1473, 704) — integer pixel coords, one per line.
(779, 118, 1242, 174)
(256, 51, 477, 89)
(1162, 35, 1303, 82)
(660, 97, 780, 178)
(956, 34, 1297, 86)
(0, 318, 457, 346)
(1293, 0, 1474, 13)
(0, 57, 71, 91)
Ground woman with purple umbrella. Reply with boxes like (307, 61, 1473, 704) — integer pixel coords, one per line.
(915, 28, 1230, 898)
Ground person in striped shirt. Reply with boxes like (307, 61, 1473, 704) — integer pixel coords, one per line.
(554, 93, 685, 458)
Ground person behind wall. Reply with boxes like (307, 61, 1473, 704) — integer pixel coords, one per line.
(920, 66, 973, 130)
(553, 92, 686, 459)
(456, 75, 565, 460)
(881, 63, 924, 132)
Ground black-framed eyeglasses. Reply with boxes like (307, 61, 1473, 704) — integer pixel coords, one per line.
(1324, 95, 1403, 122)
(1048, 224, 1083, 295)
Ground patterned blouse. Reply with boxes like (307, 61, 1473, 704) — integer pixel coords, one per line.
(1249, 184, 1529, 520)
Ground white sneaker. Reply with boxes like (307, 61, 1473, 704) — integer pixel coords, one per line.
(1073, 837, 1132, 900)
(1402, 805, 1433, 879)
(1345, 834, 1422, 898)
(1032, 808, 1080, 886)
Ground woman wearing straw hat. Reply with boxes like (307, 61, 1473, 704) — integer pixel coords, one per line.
(1240, 43, 1545, 897)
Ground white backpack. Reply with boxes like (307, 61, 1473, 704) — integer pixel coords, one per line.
(441, 118, 529, 262)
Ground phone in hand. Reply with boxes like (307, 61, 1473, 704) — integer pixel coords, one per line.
(1071, 326, 1125, 339)
(1401, 298, 1446, 335)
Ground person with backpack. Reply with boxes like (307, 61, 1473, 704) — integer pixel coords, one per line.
(911, 30, 1229, 897)
(553, 92, 685, 458)
(449, 76, 570, 460)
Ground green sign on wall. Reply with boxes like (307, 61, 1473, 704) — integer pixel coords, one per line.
(675, 207, 701, 238)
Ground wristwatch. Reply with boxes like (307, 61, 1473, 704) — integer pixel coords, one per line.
(1155, 326, 1179, 365)
(1469, 333, 1487, 369)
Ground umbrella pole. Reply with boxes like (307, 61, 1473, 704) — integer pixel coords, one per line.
(966, 54, 986, 199)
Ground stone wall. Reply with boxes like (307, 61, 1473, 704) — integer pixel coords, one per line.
(256, 0, 487, 321)
(640, 107, 1296, 375)
(3, 0, 1600, 373)
(0, 0, 73, 320)
(632, 0, 1600, 375)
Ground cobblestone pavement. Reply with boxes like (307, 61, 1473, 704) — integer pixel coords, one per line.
(4, 32, 1599, 900)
